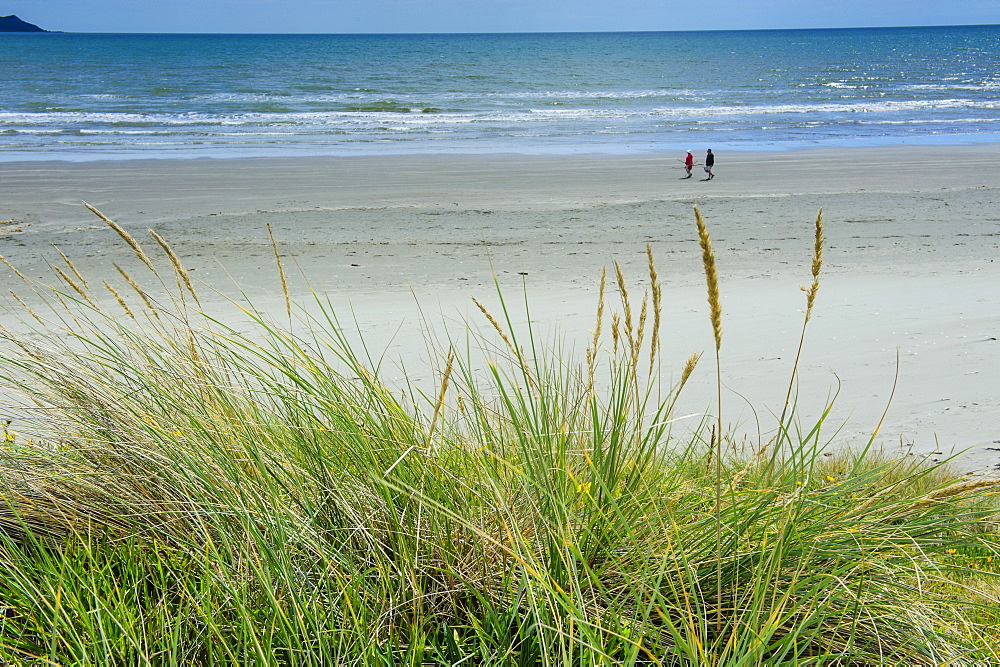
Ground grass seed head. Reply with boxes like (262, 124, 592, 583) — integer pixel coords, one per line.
(0, 254, 28, 282)
(52, 266, 96, 308)
(149, 229, 201, 307)
(8, 290, 45, 326)
(267, 223, 291, 322)
(115, 264, 160, 318)
(647, 244, 662, 373)
(54, 245, 89, 289)
(805, 209, 824, 316)
(694, 206, 723, 351)
(103, 281, 135, 319)
(85, 202, 156, 274)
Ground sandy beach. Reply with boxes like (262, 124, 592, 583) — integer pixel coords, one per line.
(2, 144, 998, 474)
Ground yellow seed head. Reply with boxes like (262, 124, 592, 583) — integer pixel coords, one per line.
(0, 255, 27, 282)
(115, 264, 159, 319)
(614, 262, 634, 345)
(679, 351, 701, 389)
(611, 312, 621, 355)
(54, 245, 89, 289)
(9, 290, 45, 326)
(647, 244, 662, 373)
(805, 209, 824, 316)
(589, 268, 606, 361)
(85, 202, 156, 273)
(149, 230, 201, 307)
(103, 281, 135, 319)
(53, 266, 96, 308)
(633, 294, 648, 370)
(694, 207, 722, 351)
(267, 223, 291, 322)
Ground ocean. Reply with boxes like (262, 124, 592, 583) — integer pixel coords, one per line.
(1, 25, 999, 161)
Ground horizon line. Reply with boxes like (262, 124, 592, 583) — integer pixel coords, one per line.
(10, 22, 1000, 36)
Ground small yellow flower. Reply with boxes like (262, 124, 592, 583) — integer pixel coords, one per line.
(947, 549, 957, 554)
(576, 482, 591, 495)
(825, 475, 836, 483)
(796, 481, 804, 486)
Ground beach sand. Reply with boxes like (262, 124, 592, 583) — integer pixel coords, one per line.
(2, 145, 998, 474)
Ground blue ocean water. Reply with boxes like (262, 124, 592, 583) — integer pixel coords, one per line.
(1, 25, 999, 161)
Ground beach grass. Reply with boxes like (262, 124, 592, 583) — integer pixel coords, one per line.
(0, 206, 998, 665)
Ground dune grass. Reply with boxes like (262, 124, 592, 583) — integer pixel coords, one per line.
(0, 205, 998, 665)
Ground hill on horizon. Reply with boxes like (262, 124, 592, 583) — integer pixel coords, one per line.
(0, 15, 48, 32)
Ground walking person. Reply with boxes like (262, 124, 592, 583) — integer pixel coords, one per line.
(703, 149, 715, 180)
(683, 150, 694, 178)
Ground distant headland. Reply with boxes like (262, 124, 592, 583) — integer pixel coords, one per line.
(0, 15, 48, 32)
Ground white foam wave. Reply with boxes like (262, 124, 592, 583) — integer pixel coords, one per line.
(2, 96, 995, 130)
(904, 81, 1000, 92)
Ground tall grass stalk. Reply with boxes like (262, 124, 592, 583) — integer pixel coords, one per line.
(778, 209, 824, 432)
(694, 205, 725, 638)
(0, 205, 996, 665)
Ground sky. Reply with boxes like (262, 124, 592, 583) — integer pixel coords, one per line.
(4, 0, 1000, 33)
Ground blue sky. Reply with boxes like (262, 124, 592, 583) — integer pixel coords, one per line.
(5, 0, 1000, 33)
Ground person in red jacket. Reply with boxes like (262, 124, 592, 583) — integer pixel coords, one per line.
(683, 150, 694, 178)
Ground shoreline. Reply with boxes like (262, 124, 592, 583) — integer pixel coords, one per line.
(2, 143, 998, 474)
(4, 143, 1000, 217)
(5, 133, 1000, 165)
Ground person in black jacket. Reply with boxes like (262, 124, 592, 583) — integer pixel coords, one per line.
(703, 149, 715, 180)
